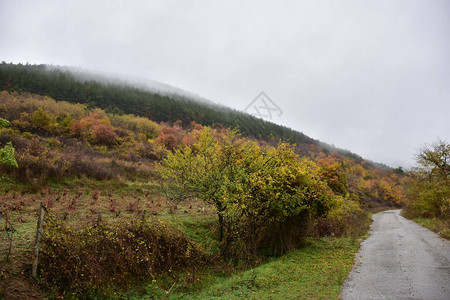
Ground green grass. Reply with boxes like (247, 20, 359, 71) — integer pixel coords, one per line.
(0, 175, 28, 192)
(412, 217, 434, 229)
(129, 236, 363, 300)
(412, 217, 450, 239)
(163, 214, 220, 254)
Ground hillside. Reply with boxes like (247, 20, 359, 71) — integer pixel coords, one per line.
(0, 63, 318, 146)
(0, 62, 408, 211)
(0, 62, 374, 162)
(0, 69, 408, 299)
(0, 90, 406, 214)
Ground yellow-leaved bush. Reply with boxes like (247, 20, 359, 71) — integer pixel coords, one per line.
(158, 127, 361, 260)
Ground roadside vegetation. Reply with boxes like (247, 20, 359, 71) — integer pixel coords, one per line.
(132, 237, 364, 299)
(403, 139, 450, 239)
(0, 77, 407, 298)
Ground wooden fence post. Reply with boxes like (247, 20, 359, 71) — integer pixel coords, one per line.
(32, 202, 45, 277)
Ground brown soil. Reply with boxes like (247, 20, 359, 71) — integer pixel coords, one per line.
(0, 273, 43, 300)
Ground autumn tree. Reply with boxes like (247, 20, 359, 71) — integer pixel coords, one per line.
(406, 139, 450, 219)
(158, 127, 335, 259)
(31, 108, 53, 129)
(317, 156, 348, 196)
(158, 128, 232, 241)
(415, 139, 450, 180)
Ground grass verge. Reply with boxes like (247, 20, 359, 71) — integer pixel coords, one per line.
(131, 236, 364, 300)
(411, 217, 450, 240)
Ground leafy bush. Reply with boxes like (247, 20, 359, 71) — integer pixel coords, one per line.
(92, 123, 118, 145)
(31, 108, 57, 133)
(310, 196, 370, 237)
(317, 156, 348, 196)
(70, 111, 118, 146)
(110, 113, 160, 139)
(159, 127, 338, 260)
(406, 179, 450, 219)
(405, 139, 450, 219)
(155, 122, 185, 151)
(0, 117, 18, 167)
(40, 215, 207, 297)
(0, 141, 17, 167)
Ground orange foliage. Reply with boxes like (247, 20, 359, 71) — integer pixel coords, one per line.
(70, 111, 117, 145)
(92, 123, 118, 145)
(154, 121, 185, 151)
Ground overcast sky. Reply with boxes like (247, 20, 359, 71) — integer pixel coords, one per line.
(1, 0, 449, 168)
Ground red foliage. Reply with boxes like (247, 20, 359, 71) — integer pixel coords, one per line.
(154, 121, 185, 150)
(155, 133, 178, 151)
(92, 123, 117, 145)
(70, 112, 117, 145)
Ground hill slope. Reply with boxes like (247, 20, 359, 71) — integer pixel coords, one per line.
(0, 84, 407, 299)
(0, 62, 377, 163)
(0, 62, 318, 145)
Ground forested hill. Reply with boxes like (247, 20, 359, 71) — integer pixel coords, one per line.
(0, 62, 366, 161)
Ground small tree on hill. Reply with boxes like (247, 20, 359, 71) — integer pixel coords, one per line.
(158, 127, 335, 259)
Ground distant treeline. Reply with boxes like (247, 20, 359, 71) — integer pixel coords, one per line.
(0, 62, 367, 162)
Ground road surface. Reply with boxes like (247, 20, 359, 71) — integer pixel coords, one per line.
(340, 209, 450, 300)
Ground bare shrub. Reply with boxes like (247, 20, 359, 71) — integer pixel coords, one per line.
(68, 154, 115, 180)
(13, 138, 70, 184)
(39, 215, 207, 297)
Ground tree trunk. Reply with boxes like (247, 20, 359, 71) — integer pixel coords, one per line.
(218, 213, 224, 242)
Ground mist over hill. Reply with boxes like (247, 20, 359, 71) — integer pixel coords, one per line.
(45, 64, 217, 106)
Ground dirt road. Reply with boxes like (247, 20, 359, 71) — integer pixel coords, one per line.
(340, 209, 450, 300)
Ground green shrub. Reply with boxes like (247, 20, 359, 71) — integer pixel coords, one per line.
(0, 117, 18, 167)
(406, 179, 450, 219)
(0, 141, 18, 167)
(310, 196, 370, 237)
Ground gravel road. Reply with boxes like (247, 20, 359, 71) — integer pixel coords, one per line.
(340, 209, 450, 300)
